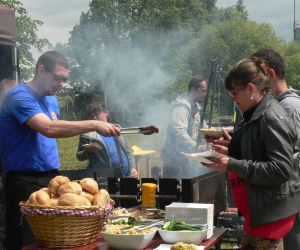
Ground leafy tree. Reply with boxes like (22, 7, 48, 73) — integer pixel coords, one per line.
(0, 0, 50, 80)
(189, 10, 285, 116)
(61, 0, 300, 124)
(195, 18, 285, 76)
(285, 41, 300, 89)
(62, 0, 217, 124)
(236, 0, 248, 19)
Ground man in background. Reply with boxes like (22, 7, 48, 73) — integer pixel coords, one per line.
(161, 75, 210, 178)
(0, 50, 120, 249)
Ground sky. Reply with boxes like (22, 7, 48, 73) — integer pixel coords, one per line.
(20, 0, 90, 59)
(20, 0, 300, 59)
(217, 0, 299, 41)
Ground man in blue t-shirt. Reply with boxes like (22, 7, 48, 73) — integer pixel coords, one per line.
(0, 51, 120, 250)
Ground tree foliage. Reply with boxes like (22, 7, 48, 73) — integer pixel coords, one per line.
(61, 0, 216, 124)
(285, 41, 300, 89)
(196, 18, 285, 75)
(0, 0, 50, 80)
(235, 0, 248, 19)
(56, 0, 299, 123)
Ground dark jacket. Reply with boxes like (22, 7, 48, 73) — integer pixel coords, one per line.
(228, 92, 300, 228)
(76, 131, 136, 177)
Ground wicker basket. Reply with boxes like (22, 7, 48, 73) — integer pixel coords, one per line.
(20, 202, 106, 248)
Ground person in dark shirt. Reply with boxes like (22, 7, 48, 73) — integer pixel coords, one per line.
(77, 102, 138, 178)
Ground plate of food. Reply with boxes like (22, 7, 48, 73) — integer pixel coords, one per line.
(158, 220, 208, 245)
(154, 243, 204, 250)
(102, 224, 157, 249)
(110, 207, 134, 217)
(199, 128, 223, 137)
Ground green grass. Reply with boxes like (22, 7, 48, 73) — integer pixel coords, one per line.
(57, 136, 88, 170)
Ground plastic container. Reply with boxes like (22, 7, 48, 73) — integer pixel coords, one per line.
(141, 183, 156, 207)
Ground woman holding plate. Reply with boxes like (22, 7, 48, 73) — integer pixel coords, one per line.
(202, 57, 300, 250)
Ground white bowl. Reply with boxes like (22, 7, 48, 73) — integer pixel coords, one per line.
(158, 229, 208, 244)
(102, 230, 157, 250)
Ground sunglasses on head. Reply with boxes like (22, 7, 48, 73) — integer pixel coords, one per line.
(52, 73, 68, 82)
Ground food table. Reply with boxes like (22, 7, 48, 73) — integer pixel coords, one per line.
(22, 227, 227, 250)
(132, 145, 156, 178)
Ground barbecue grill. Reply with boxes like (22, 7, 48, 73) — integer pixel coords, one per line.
(103, 171, 227, 216)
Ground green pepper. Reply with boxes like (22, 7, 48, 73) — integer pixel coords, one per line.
(168, 219, 177, 230)
(162, 221, 171, 230)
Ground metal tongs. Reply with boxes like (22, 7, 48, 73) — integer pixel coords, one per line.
(120, 126, 159, 135)
(121, 220, 164, 233)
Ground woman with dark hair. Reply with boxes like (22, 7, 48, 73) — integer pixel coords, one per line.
(203, 57, 300, 249)
(76, 102, 138, 178)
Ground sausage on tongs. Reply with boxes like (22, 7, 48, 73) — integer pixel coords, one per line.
(120, 126, 159, 135)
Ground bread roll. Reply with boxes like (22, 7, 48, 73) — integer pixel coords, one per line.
(80, 178, 99, 195)
(50, 197, 59, 206)
(48, 176, 70, 196)
(58, 193, 91, 206)
(39, 187, 52, 196)
(80, 191, 94, 203)
(93, 189, 110, 208)
(58, 181, 82, 196)
(27, 190, 51, 206)
(81, 196, 92, 206)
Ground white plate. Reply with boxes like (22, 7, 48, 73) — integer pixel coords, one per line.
(181, 149, 226, 164)
(154, 244, 205, 250)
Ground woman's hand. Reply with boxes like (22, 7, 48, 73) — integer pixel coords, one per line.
(83, 143, 101, 153)
(205, 129, 232, 147)
(202, 157, 229, 173)
(129, 168, 138, 178)
(212, 144, 228, 156)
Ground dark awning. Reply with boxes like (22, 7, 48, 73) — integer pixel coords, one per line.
(0, 6, 16, 47)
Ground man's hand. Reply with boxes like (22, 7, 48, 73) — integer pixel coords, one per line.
(95, 121, 120, 137)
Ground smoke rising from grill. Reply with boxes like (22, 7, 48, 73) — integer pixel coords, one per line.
(64, 15, 212, 178)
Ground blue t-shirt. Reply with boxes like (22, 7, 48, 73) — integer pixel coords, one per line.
(101, 135, 129, 177)
(0, 84, 60, 173)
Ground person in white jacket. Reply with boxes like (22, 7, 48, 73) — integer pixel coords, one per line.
(161, 75, 210, 178)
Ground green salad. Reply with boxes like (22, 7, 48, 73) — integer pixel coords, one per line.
(162, 219, 207, 231)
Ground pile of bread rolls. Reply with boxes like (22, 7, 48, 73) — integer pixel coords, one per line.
(27, 176, 113, 208)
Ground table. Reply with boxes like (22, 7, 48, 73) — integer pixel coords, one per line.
(132, 145, 156, 178)
(22, 227, 227, 250)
